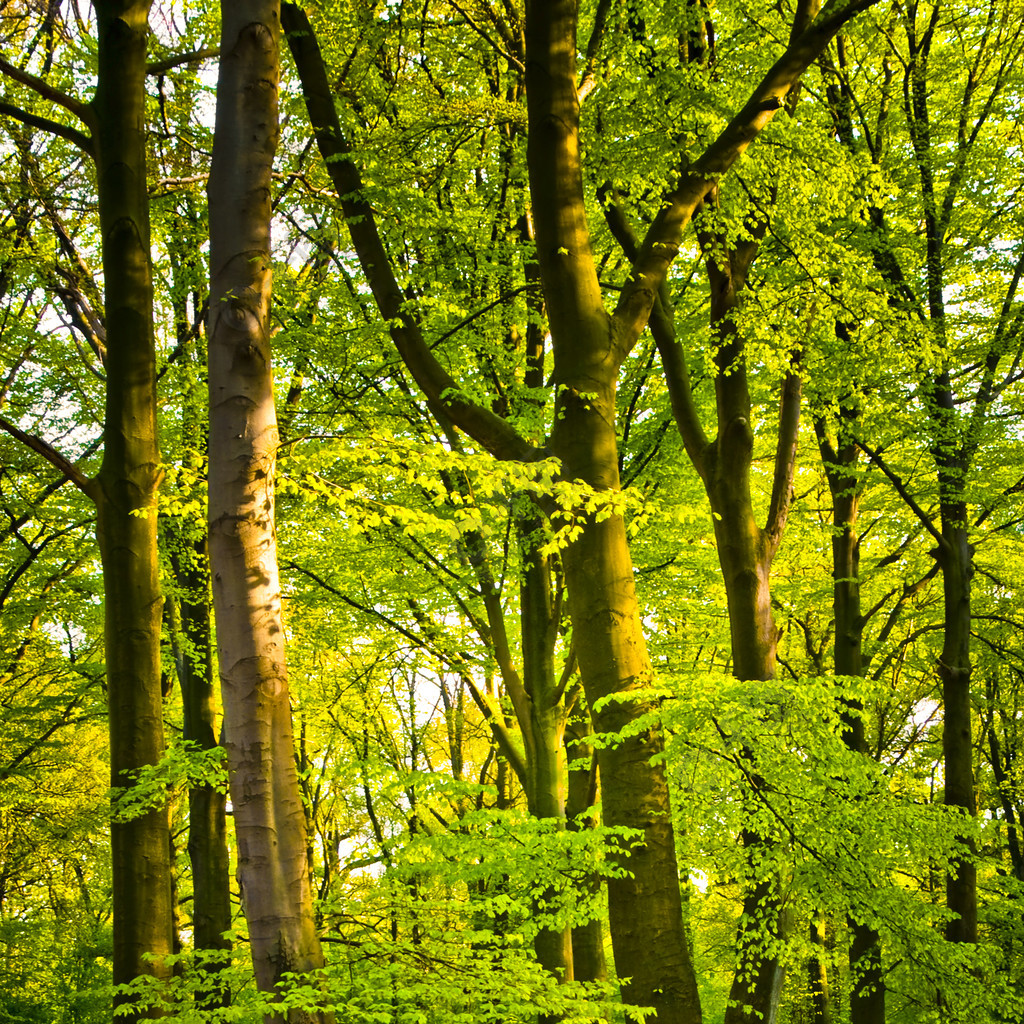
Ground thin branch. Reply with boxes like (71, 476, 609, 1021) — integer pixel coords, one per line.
(429, 283, 539, 351)
(599, 185, 709, 474)
(857, 439, 943, 546)
(147, 47, 219, 75)
(611, 0, 881, 352)
(283, 2, 536, 462)
(447, 0, 524, 71)
(461, 672, 529, 789)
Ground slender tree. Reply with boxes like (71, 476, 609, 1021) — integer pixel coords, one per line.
(206, 2, 329, 1019)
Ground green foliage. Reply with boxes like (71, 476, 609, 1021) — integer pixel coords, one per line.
(110, 739, 228, 823)
(2, 0, 1024, 1021)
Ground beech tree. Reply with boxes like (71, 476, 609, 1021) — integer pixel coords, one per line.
(823, 0, 1024, 953)
(0, 4, 174, 1016)
(282, 0, 881, 1020)
(206, 1, 329, 1017)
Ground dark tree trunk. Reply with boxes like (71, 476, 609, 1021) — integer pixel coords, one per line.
(524, 3, 703, 1017)
(565, 706, 608, 987)
(169, 544, 232, 992)
(92, 1, 175, 1013)
(815, 414, 886, 1024)
(936, 515, 977, 943)
(166, 196, 233, 1005)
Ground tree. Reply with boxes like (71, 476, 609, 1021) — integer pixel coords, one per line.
(824, 0, 1024, 951)
(283, 1, 881, 1020)
(0, 3, 174, 1015)
(206, 2, 329, 1017)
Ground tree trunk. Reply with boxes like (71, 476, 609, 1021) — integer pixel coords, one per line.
(167, 193, 233, 1005)
(816, 415, 886, 1024)
(92, 0, 174, 1013)
(206, 4, 328, 1020)
(552, 387, 703, 1024)
(565, 706, 608, 987)
(696, 259, 795, 1024)
(518, 517, 575, 988)
(168, 544, 232, 997)
(936, 515, 977, 943)
(524, 2, 702, 1018)
(808, 919, 833, 1024)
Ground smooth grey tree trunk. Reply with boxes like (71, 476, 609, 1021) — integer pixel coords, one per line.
(207, 4, 329, 1021)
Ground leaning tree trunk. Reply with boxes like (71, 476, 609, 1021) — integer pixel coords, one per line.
(206, 3, 328, 1020)
(92, 0, 175, 1013)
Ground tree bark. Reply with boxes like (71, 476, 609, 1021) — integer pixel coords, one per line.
(206, 4, 328, 1020)
(678, 250, 797, 1024)
(91, 0, 175, 1013)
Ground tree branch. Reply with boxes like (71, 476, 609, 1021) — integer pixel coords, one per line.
(0, 416, 95, 497)
(766, 370, 803, 551)
(578, 0, 615, 101)
(857, 439, 943, 547)
(147, 47, 219, 75)
(599, 185, 710, 475)
(0, 55, 94, 125)
(611, 0, 880, 352)
(447, 0, 524, 72)
(283, 3, 537, 463)
(461, 673, 530, 790)
(0, 101, 93, 156)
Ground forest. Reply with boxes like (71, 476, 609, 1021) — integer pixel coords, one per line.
(0, 0, 1022, 1021)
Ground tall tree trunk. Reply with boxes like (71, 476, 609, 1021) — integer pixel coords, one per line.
(815, 412, 886, 1024)
(92, 0, 174, 1013)
(693, 253, 798, 1024)
(206, 4, 328, 1020)
(168, 545, 233, 997)
(167, 197, 233, 1005)
(525, 4, 702, 1019)
(808, 919, 834, 1024)
(519, 524, 575, 989)
(936, 508, 977, 943)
